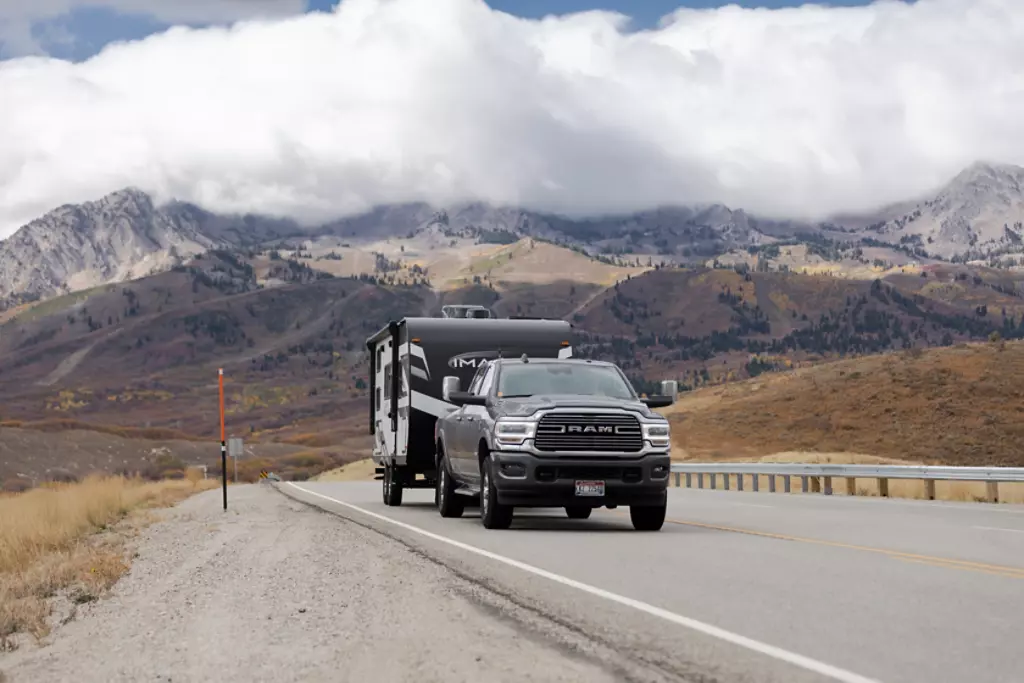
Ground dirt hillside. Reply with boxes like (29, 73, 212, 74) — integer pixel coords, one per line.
(664, 339, 1024, 467)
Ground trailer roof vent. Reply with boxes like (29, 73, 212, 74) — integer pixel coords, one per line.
(521, 353, 529, 363)
(440, 304, 494, 319)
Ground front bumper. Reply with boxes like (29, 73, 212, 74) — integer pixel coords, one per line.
(491, 451, 670, 508)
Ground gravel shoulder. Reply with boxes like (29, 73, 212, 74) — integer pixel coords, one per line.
(0, 484, 632, 683)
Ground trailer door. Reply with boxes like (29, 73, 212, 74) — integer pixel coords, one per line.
(396, 341, 411, 465)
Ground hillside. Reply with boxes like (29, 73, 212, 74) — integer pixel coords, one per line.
(573, 264, 1024, 389)
(663, 340, 1024, 467)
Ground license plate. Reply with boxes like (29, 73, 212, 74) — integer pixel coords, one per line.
(575, 480, 605, 497)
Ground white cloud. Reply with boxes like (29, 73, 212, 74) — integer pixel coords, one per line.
(2, 0, 1024, 237)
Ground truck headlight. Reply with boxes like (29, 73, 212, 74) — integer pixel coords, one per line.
(494, 419, 537, 446)
(643, 422, 671, 448)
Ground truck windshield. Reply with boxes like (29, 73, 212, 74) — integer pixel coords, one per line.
(497, 363, 636, 400)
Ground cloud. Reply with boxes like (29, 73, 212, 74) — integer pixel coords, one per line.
(2, 0, 1024, 237)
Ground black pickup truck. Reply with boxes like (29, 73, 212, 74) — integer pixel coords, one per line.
(435, 355, 675, 530)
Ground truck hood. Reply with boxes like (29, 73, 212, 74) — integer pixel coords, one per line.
(496, 394, 660, 419)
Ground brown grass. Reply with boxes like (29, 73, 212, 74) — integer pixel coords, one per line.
(0, 418, 205, 443)
(0, 475, 216, 649)
(313, 458, 378, 482)
(665, 340, 1024, 468)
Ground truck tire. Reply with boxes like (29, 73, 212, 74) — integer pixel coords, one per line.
(480, 458, 513, 529)
(436, 456, 465, 518)
(383, 464, 404, 507)
(565, 506, 592, 520)
(629, 503, 666, 531)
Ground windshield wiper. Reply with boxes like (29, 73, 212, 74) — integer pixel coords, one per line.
(499, 394, 533, 399)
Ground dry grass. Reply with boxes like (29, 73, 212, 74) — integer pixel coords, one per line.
(312, 458, 377, 482)
(665, 340, 1024, 468)
(0, 475, 216, 649)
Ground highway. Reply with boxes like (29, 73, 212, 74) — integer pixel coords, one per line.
(283, 482, 1024, 683)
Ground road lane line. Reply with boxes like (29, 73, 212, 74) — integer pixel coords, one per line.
(288, 483, 881, 683)
(662, 518, 1024, 578)
(894, 557, 1024, 579)
(973, 526, 1024, 535)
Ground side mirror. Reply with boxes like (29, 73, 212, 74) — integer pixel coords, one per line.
(442, 376, 460, 402)
(449, 391, 487, 407)
(642, 396, 674, 408)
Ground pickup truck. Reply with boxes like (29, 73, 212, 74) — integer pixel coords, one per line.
(434, 355, 674, 530)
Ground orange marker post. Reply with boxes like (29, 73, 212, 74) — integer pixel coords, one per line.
(219, 368, 227, 510)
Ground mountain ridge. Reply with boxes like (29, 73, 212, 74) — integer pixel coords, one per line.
(3, 161, 1024, 308)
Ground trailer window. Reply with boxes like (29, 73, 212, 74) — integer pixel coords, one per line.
(383, 364, 391, 399)
(376, 388, 381, 411)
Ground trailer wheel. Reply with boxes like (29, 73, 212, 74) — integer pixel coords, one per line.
(437, 455, 464, 518)
(629, 503, 666, 531)
(383, 464, 404, 507)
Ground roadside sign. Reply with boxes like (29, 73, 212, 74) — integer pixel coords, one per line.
(228, 438, 243, 458)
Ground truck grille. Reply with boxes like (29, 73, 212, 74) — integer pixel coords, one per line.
(534, 412, 643, 453)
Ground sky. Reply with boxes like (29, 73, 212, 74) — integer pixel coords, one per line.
(2, 0, 1023, 239)
(0, 1, 886, 61)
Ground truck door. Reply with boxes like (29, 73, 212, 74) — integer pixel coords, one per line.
(450, 363, 485, 476)
(461, 362, 496, 485)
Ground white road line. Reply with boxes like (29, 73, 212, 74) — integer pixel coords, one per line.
(732, 503, 775, 509)
(289, 483, 881, 683)
(973, 526, 1024, 534)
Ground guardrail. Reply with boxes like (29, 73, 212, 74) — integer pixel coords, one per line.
(669, 463, 1024, 503)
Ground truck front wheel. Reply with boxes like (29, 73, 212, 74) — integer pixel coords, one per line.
(437, 455, 465, 518)
(629, 503, 666, 531)
(480, 458, 513, 529)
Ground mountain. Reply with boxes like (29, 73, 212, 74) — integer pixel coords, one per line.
(853, 162, 1024, 262)
(0, 189, 303, 308)
(4, 161, 1024, 313)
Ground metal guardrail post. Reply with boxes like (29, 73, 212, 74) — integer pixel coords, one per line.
(783, 475, 791, 493)
(698, 473, 704, 489)
(801, 476, 809, 493)
(768, 475, 776, 493)
(685, 473, 692, 488)
(752, 475, 759, 492)
(674, 472, 681, 487)
(823, 476, 832, 495)
(737, 474, 744, 492)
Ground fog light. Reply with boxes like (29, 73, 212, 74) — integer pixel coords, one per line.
(652, 465, 669, 479)
(500, 462, 526, 477)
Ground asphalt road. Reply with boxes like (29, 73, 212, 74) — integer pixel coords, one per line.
(283, 481, 1024, 683)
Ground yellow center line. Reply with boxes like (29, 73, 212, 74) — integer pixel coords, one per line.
(894, 557, 1024, 580)
(660, 517, 1024, 578)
